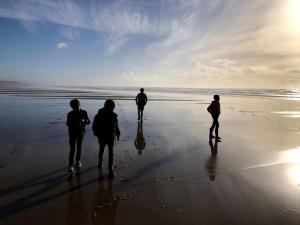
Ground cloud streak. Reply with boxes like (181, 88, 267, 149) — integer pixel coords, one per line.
(1, 0, 300, 88)
(60, 27, 80, 40)
(0, 0, 162, 35)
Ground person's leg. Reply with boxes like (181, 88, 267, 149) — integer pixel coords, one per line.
(69, 135, 76, 169)
(108, 142, 114, 170)
(108, 141, 115, 178)
(140, 108, 144, 120)
(215, 119, 220, 138)
(75, 133, 84, 166)
(210, 120, 216, 137)
(98, 141, 106, 168)
(138, 106, 141, 120)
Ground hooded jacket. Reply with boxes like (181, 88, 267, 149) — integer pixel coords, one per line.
(92, 108, 120, 141)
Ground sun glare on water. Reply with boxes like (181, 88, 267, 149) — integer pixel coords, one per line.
(282, 147, 300, 186)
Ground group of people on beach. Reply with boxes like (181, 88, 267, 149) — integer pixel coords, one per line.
(66, 88, 148, 177)
(66, 88, 221, 178)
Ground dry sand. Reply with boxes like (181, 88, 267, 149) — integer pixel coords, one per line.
(0, 88, 300, 225)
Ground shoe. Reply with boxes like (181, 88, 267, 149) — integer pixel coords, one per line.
(108, 169, 115, 179)
(68, 166, 75, 174)
(75, 161, 82, 168)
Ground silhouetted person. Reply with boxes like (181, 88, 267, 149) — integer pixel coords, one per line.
(207, 95, 221, 140)
(206, 137, 218, 181)
(135, 122, 146, 155)
(67, 99, 90, 174)
(135, 88, 148, 120)
(93, 99, 120, 178)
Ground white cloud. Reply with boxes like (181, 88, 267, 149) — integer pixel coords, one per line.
(0, 0, 163, 35)
(119, 58, 300, 88)
(60, 27, 80, 40)
(0, 0, 167, 54)
(56, 42, 68, 49)
(20, 20, 39, 33)
(121, 71, 163, 86)
(1, 0, 300, 87)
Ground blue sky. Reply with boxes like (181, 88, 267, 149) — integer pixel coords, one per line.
(0, 0, 300, 88)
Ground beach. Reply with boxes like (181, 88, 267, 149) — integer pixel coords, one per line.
(1, 86, 300, 225)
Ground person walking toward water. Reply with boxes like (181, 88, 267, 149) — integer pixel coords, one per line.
(92, 99, 120, 178)
(207, 95, 221, 140)
(135, 88, 148, 120)
(66, 99, 90, 174)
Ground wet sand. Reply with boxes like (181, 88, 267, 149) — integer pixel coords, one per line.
(1, 88, 300, 225)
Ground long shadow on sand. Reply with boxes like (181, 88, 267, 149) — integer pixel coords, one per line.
(0, 166, 97, 220)
(0, 150, 185, 220)
(121, 151, 183, 188)
(0, 167, 68, 197)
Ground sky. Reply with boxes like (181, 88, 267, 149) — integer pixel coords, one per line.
(0, 0, 300, 88)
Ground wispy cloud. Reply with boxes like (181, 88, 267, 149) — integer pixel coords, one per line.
(104, 34, 129, 55)
(0, 0, 162, 35)
(60, 27, 80, 40)
(19, 20, 39, 33)
(0, 0, 165, 54)
(121, 71, 163, 86)
(1, 0, 300, 87)
(56, 42, 68, 49)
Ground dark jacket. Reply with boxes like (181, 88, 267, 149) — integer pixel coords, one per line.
(92, 108, 120, 142)
(67, 109, 90, 135)
(135, 93, 148, 106)
(207, 101, 221, 117)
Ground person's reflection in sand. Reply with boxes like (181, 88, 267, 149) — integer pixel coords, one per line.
(135, 121, 146, 155)
(206, 138, 218, 181)
(67, 169, 88, 225)
(92, 174, 119, 225)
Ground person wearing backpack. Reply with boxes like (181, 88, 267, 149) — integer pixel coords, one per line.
(207, 95, 221, 140)
(92, 99, 120, 178)
(66, 99, 90, 174)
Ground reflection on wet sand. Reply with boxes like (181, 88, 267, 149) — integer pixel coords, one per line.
(206, 138, 218, 181)
(2, 90, 300, 225)
(67, 170, 88, 225)
(135, 121, 146, 155)
(92, 172, 119, 225)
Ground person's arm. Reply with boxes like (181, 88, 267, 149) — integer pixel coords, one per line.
(116, 117, 121, 141)
(145, 94, 148, 104)
(92, 115, 99, 136)
(135, 95, 138, 105)
(66, 112, 71, 127)
(84, 111, 91, 125)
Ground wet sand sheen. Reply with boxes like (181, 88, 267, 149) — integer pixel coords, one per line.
(0, 89, 300, 225)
